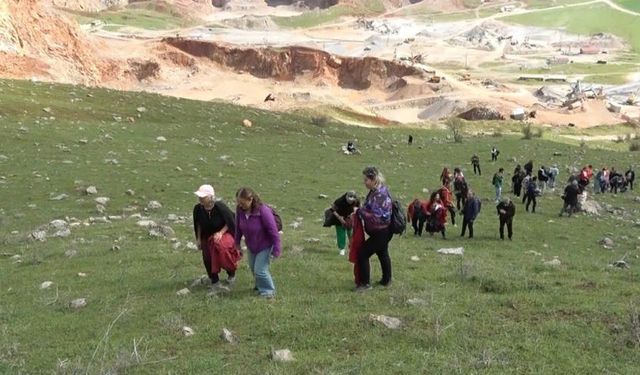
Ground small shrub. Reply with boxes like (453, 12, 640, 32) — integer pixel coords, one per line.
(615, 135, 625, 143)
(445, 117, 464, 143)
(534, 128, 544, 138)
(522, 124, 533, 139)
(491, 131, 503, 137)
(630, 141, 640, 152)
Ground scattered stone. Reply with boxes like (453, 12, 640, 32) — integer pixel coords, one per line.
(186, 242, 198, 251)
(304, 237, 320, 243)
(78, 272, 87, 277)
(318, 194, 328, 199)
(290, 221, 301, 229)
(149, 225, 175, 238)
(634, 196, 640, 203)
(78, 139, 88, 144)
(406, 298, 426, 306)
(137, 220, 156, 228)
(108, 215, 122, 221)
(182, 326, 194, 337)
(0, 154, 9, 162)
(156, 136, 167, 142)
(167, 214, 179, 221)
(176, 288, 190, 296)
(543, 257, 561, 267)
(65, 249, 77, 257)
(369, 314, 402, 329)
(437, 247, 464, 256)
(30, 230, 47, 242)
(612, 260, 629, 269)
(191, 275, 209, 287)
(220, 328, 238, 344)
(40, 281, 53, 289)
(136, 107, 146, 113)
(290, 245, 304, 254)
(553, 152, 562, 156)
(600, 237, 614, 249)
(111, 244, 120, 251)
(95, 197, 110, 205)
(125, 189, 135, 196)
(581, 200, 601, 216)
(50, 194, 69, 201)
(86, 186, 98, 195)
(410, 255, 420, 261)
(42, 107, 52, 113)
(525, 250, 542, 256)
(271, 349, 294, 362)
(10, 254, 22, 263)
(89, 216, 110, 224)
(147, 200, 162, 210)
(242, 119, 252, 128)
(69, 298, 87, 309)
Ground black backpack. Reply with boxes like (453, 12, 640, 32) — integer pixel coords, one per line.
(390, 200, 407, 235)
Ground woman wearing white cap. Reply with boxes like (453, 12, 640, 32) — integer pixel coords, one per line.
(193, 184, 239, 288)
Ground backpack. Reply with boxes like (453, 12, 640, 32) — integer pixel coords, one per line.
(268, 205, 283, 231)
(390, 200, 407, 235)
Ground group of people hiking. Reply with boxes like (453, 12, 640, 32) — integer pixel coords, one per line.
(194, 154, 635, 296)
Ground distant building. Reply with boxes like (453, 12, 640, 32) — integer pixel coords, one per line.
(501, 5, 516, 12)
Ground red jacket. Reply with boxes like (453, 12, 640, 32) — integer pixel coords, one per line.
(349, 210, 365, 286)
(207, 232, 242, 273)
(438, 186, 454, 208)
(425, 200, 447, 226)
(407, 199, 428, 221)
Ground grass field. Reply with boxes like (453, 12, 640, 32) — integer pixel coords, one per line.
(68, 4, 193, 31)
(273, 0, 385, 29)
(614, 0, 640, 12)
(505, 3, 640, 53)
(1, 79, 640, 374)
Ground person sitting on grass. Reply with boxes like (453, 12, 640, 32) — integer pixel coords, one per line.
(425, 191, 447, 239)
(325, 191, 360, 256)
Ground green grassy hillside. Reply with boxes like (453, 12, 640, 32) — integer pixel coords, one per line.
(1, 79, 639, 374)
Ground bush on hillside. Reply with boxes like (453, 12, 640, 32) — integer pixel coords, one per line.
(446, 117, 464, 143)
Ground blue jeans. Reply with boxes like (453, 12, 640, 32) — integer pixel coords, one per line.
(247, 248, 275, 296)
(495, 186, 502, 201)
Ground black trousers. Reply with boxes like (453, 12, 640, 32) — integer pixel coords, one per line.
(525, 193, 537, 212)
(412, 215, 426, 236)
(357, 229, 393, 286)
(513, 182, 521, 197)
(499, 217, 513, 239)
(455, 193, 466, 211)
(560, 202, 576, 217)
(460, 219, 474, 238)
(201, 244, 235, 283)
(491, 154, 497, 161)
(473, 164, 481, 175)
(448, 206, 456, 225)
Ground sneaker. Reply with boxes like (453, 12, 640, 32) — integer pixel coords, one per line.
(339, 249, 346, 256)
(377, 280, 392, 287)
(225, 276, 236, 286)
(260, 293, 275, 299)
(353, 284, 372, 292)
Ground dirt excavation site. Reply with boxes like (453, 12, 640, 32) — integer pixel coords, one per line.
(1, 0, 639, 127)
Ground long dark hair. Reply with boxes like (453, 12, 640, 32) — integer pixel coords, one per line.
(236, 187, 262, 212)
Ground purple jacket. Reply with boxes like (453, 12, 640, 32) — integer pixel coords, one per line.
(359, 185, 392, 234)
(235, 203, 281, 257)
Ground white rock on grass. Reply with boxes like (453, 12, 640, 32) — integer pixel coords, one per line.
(78, 272, 87, 277)
(137, 220, 156, 228)
(543, 257, 562, 267)
(156, 136, 166, 142)
(125, 189, 135, 196)
(149, 225, 175, 238)
(525, 250, 542, 256)
(147, 201, 162, 210)
(86, 186, 98, 195)
(31, 230, 47, 242)
(437, 247, 464, 256)
(95, 197, 110, 205)
(176, 288, 190, 296)
(318, 194, 328, 199)
(410, 256, 420, 262)
(182, 326, 194, 337)
(69, 298, 87, 309)
(50, 194, 69, 201)
(136, 107, 146, 113)
(191, 275, 209, 287)
(271, 349, 294, 362)
(600, 237, 614, 249)
(220, 328, 238, 344)
(406, 298, 426, 306)
(369, 314, 402, 329)
(186, 242, 198, 251)
(40, 281, 53, 289)
(11, 254, 22, 263)
(65, 249, 77, 257)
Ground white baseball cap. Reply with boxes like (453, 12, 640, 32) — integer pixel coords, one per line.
(194, 184, 215, 198)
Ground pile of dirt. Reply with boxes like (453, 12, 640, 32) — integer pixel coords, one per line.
(449, 22, 504, 51)
(417, 97, 467, 120)
(163, 38, 424, 90)
(222, 15, 278, 30)
(0, 0, 109, 83)
(265, 0, 338, 10)
(457, 106, 504, 121)
(388, 76, 452, 100)
(552, 32, 625, 51)
(534, 85, 572, 105)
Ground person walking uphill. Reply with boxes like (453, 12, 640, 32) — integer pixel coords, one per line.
(460, 190, 481, 238)
(471, 154, 481, 175)
(356, 166, 393, 291)
(559, 180, 580, 217)
(193, 184, 239, 288)
(326, 191, 360, 256)
(496, 197, 515, 240)
(492, 168, 504, 203)
(235, 187, 281, 299)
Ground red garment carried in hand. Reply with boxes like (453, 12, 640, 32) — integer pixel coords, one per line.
(208, 232, 242, 274)
(349, 210, 365, 286)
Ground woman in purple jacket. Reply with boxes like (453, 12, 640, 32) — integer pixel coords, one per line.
(235, 187, 281, 299)
(356, 166, 393, 291)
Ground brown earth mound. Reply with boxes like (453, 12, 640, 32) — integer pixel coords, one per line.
(163, 38, 424, 90)
(458, 106, 505, 121)
(0, 0, 109, 84)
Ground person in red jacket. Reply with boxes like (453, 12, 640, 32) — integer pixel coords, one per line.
(407, 198, 428, 236)
(438, 185, 456, 226)
(425, 192, 448, 239)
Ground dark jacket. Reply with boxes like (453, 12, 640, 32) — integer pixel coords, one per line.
(626, 169, 635, 182)
(524, 161, 534, 175)
(326, 193, 360, 227)
(462, 197, 481, 221)
(496, 201, 515, 220)
(563, 184, 580, 205)
(193, 201, 236, 242)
